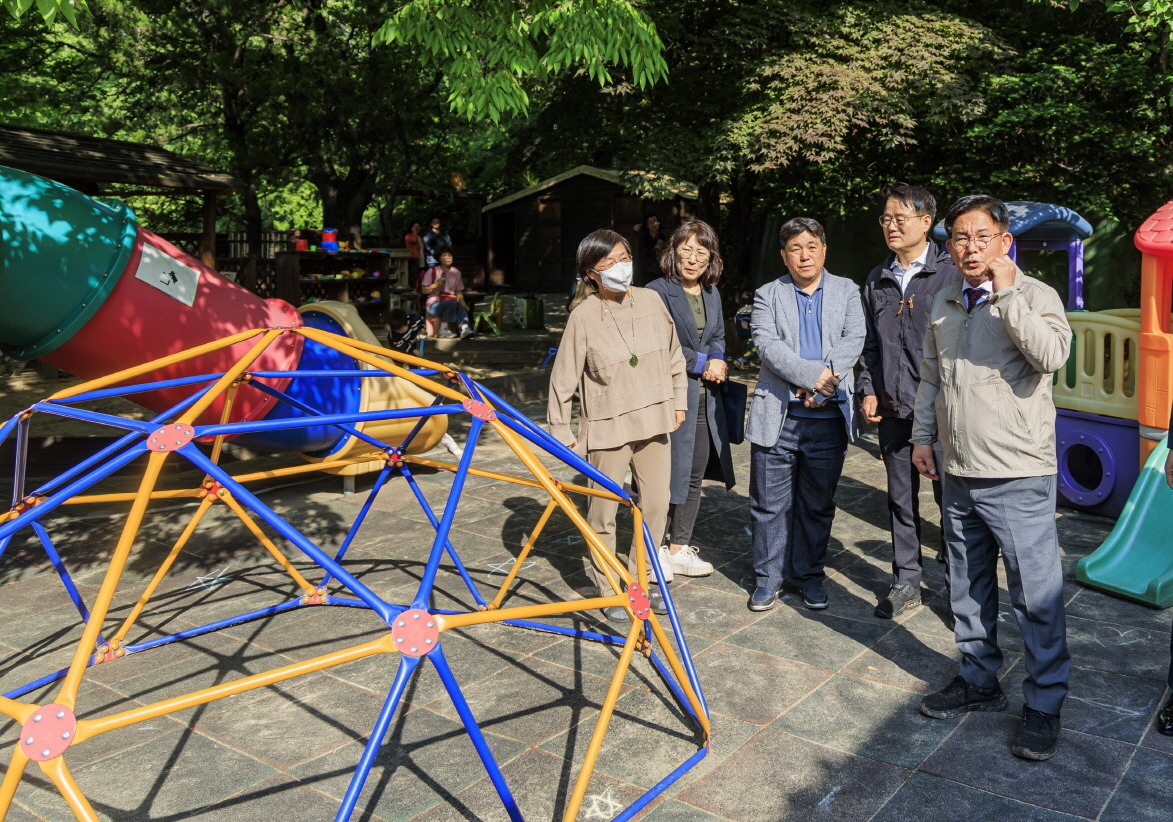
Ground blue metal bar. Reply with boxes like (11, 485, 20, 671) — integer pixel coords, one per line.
(334, 655, 419, 822)
(199, 404, 463, 437)
(611, 746, 709, 822)
(51, 372, 222, 403)
(430, 609, 625, 645)
(181, 448, 398, 624)
(4, 666, 70, 699)
(33, 382, 219, 499)
(321, 596, 380, 609)
(411, 418, 484, 610)
(642, 520, 707, 717)
(398, 462, 487, 609)
(430, 645, 524, 822)
(470, 380, 627, 497)
(30, 522, 97, 632)
(249, 380, 389, 453)
(319, 461, 397, 589)
(457, 373, 485, 402)
(0, 413, 23, 452)
(647, 649, 701, 727)
(492, 411, 627, 500)
(11, 414, 29, 507)
(122, 598, 310, 654)
(397, 391, 451, 454)
(539, 348, 558, 370)
(0, 445, 147, 541)
(248, 370, 443, 379)
(28, 402, 154, 433)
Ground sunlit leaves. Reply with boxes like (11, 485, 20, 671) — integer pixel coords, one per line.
(2, 0, 87, 27)
(374, 0, 668, 121)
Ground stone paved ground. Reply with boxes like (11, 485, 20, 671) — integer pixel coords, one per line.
(0, 394, 1168, 821)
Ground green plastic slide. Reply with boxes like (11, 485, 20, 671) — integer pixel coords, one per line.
(1076, 436, 1173, 608)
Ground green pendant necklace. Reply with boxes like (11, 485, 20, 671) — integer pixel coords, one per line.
(606, 292, 638, 367)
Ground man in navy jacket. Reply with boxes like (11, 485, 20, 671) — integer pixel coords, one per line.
(857, 185, 961, 621)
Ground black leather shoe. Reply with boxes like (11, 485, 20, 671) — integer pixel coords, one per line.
(802, 585, 829, 610)
(875, 583, 921, 619)
(920, 675, 1008, 719)
(748, 587, 776, 612)
(1013, 706, 1061, 760)
(1158, 695, 1173, 736)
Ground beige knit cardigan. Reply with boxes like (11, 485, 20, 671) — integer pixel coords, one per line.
(547, 288, 687, 452)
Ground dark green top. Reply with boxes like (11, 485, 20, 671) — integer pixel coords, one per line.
(686, 289, 706, 393)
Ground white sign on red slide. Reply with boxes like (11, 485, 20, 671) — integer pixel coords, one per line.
(134, 242, 201, 307)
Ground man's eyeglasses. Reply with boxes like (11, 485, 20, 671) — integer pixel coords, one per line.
(950, 234, 1001, 250)
(878, 215, 925, 228)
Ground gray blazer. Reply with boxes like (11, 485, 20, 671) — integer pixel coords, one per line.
(745, 270, 867, 447)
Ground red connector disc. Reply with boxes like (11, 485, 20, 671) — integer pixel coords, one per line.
(148, 424, 195, 452)
(462, 399, 497, 422)
(20, 703, 76, 761)
(391, 609, 439, 656)
(626, 584, 651, 621)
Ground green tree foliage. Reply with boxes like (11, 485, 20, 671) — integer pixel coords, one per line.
(2, 0, 87, 27)
(375, 0, 669, 121)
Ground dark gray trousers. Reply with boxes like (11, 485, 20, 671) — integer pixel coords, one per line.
(668, 398, 710, 545)
(750, 415, 848, 591)
(879, 417, 943, 588)
(943, 473, 1070, 715)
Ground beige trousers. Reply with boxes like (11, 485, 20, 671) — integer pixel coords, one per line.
(585, 434, 671, 597)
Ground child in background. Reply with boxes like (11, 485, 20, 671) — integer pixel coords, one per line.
(732, 289, 759, 369)
(387, 308, 425, 356)
(419, 247, 473, 339)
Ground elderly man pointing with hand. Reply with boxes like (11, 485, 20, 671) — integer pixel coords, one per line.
(911, 195, 1072, 762)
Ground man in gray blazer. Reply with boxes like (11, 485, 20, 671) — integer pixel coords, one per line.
(746, 218, 867, 611)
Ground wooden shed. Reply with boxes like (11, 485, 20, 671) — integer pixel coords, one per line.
(0, 123, 245, 270)
(481, 165, 697, 292)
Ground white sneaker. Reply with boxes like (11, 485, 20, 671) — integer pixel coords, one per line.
(653, 546, 675, 584)
(665, 545, 714, 577)
(459, 323, 474, 339)
(440, 433, 464, 458)
(439, 329, 457, 338)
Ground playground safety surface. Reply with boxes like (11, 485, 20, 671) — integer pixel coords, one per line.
(0, 389, 1168, 822)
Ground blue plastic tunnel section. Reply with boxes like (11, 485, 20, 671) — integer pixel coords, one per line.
(232, 310, 362, 454)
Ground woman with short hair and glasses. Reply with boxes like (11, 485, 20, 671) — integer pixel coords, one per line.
(647, 220, 737, 579)
(547, 229, 688, 622)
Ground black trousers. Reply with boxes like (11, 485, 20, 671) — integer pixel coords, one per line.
(879, 417, 943, 588)
(667, 398, 710, 545)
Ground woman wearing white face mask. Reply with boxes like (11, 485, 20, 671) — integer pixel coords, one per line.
(548, 229, 688, 622)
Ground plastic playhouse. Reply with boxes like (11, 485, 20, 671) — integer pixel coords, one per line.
(0, 166, 710, 821)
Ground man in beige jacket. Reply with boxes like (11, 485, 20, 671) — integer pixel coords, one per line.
(911, 195, 1072, 762)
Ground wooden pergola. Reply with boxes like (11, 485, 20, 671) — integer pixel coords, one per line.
(0, 124, 245, 268)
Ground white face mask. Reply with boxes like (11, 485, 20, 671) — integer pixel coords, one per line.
(597, 260, 633, 292)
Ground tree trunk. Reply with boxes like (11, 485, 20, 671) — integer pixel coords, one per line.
(309, 169, 376, 247)
(242, 183, 264, 259)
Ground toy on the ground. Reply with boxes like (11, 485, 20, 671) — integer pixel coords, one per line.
(0, 165, 709, 820)
(0, 165, 444, 471)
(0, 330, 710, 822)
(1075, 199, 1173, 607)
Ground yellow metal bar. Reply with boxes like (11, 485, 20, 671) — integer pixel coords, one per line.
(297, 325, 452, 375)
(178, 329, 282, 425)
(61, 488, 201, 504)
(562, 619, 643, 822)
(39, 757, 99, 822)
(219, 491, 316, 594)
(110, 495, 217, 644)
(57, 451, 168, 708)
(49, 328, 265, 401)
(645, 614, 710, 740)
(297, 327, 469, 404)
(0, 748, 30, 818)
(0, 697, 36, 724)
(208, 381, 239, 465)
(75, 635, 394, 742)
(405, 455, 625, 502)
(488, 418, 633, 593)
(227, 457, 371, 483)
(488, 500, 557, 610)
(438, 594, 626, 630)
